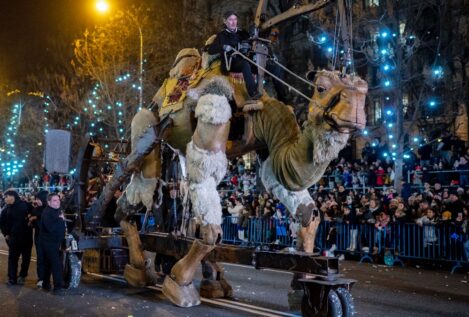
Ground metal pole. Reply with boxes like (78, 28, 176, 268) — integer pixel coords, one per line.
(128, 12, 143, 110)
(138, 24, 143, 110)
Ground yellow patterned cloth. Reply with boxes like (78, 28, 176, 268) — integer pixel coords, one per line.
(159, 61, 223, 116)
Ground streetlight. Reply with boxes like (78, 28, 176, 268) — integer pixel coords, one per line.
(96, 0, 109, 13)
(94, 1, 144, 110)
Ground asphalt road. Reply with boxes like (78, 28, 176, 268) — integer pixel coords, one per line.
(0, 236, 468, 317)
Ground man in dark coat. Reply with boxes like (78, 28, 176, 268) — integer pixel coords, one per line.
(0, 190, 33, 285)
(208, 11, 260, 101)
(40, 193, 66, 293)
(28, 190, 48, 287)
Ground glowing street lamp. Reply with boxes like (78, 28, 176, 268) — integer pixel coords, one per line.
(96, 0, 110, 13)
(93, 1, 144, 110)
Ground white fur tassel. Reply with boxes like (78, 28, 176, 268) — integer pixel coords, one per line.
(189, 178, 222, 225)
(125, 171, 158, 211)
(186, 141, 227, 225)
(186, 141, 227, 184)
(195, 94, 232, 125)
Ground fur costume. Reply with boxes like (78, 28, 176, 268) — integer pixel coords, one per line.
(260, 157, 314, 218)
(125, 171, 158, 211)
(185, 89, 231, 226)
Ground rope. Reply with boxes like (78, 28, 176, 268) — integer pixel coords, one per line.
(224, 49, 313, 102)
(271, 58, 315, 88)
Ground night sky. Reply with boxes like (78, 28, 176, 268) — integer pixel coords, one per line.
(0, 0, 139, 82)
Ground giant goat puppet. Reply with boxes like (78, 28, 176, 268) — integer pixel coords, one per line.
(105, 42, 368, 307)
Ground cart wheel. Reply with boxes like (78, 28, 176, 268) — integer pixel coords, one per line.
(301, 289, 343, 317)
(64, 253, 82, 289)
(336, 287, 355, 317)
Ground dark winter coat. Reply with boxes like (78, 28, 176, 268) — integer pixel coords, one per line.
(39, 206, 65, 245)
(0, 199, 32, 244)
(208, 28, 250, 71)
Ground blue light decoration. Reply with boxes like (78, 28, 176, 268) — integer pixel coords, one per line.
(65, 67, 143, 144)
(429, 100, 436, 107)
(386, 110, 393, 115)
(383, 64, 390, 71)
(384, 80, 391, 87)
(315, 34, 327, 45)
(327, 47, 333, 53)
(363, 130, 368, 135)
(413, 137, 419, 143)
(381, 32, 388, 38)
(381, 49, 387, 55)
(0, 101, 29, 180)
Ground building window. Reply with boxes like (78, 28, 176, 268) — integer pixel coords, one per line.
(374, 99, 382, 123)
(402, 93, 409, 115)
(399, 22, 406, 35)
(368, 98, 382, 126)
(366, 0, 380, 7)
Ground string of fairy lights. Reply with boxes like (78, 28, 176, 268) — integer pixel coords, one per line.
(312, 22, 443, 161)
(365, 29, 443, 160)
(64, 73, 141, 150)
(0, 99, 27, 178)
(0, 69, 142, 182)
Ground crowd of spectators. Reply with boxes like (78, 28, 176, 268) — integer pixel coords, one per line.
(218, 134, 469, 262)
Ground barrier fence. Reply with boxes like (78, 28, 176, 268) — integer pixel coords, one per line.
(221, 216, 469, 273)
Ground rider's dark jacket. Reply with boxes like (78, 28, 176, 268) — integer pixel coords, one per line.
(208, 27, 250, 71)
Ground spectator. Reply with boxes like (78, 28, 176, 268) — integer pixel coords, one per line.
(418, 143, 433, 168)
(28, 190, 48, 288)
(393, 201, 409, 223)
(438, 132, 453, 166)
(40, 193, 66, 294)
(343, 204, 358, 251)
(0, 190, 33, 286)
(446, 192, 464, 220)
(362, 142, 373, 164)
(374, 211, 390, 254)
(416, 207, 438, 250)
(456, 156, 469, 187)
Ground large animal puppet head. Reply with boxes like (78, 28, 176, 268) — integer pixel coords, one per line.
(307, 70, 368, 133)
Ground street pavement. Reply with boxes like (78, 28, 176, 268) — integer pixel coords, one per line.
(0, 236, 468, 317)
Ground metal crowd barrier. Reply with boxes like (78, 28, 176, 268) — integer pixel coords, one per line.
(221, 216, 469, 273)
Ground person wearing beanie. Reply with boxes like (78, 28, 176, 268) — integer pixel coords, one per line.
(0, 189, 33, 286)
(28, 190, 49, 287)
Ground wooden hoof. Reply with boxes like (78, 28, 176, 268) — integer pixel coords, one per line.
(124, 264, 147, 288)
(162, 275, 201, 307)
(199, 279, 224, 298)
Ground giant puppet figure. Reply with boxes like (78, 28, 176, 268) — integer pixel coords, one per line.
(114, 51, 367, 307)
(91, 1, 367, 309)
